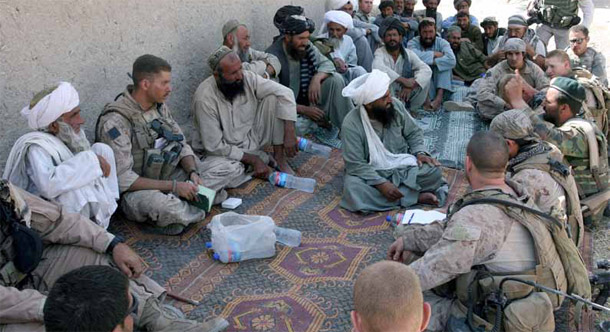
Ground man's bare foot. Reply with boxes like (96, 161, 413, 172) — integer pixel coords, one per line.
(418, 192, 439, 206)
(276, 158, 295, 175)
(423, 100, 434, 111)
(430, 97, 442, 111)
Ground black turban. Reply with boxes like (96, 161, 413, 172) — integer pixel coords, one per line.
(378, 17, 406, 39)
(274, 5, 305, 32)
(379, 0, 394, 10)
(282, 15, 316, 36)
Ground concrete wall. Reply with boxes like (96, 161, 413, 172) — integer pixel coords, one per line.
(0, 0, 325, 170)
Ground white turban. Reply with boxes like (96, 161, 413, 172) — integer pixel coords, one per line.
(342, 69, 391, 106)
(325, 0, 350, 11)
(324, 10, 354, 30)
(21, 82, 79, 130)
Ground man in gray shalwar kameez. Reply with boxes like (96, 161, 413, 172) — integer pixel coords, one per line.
(340, 70, 447, 213)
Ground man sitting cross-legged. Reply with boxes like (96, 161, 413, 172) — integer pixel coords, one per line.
(373, 17, 432, 110)
(3, 82, 119, 229)
(340, 70, 446, 213)
(191, 47, 298, 182)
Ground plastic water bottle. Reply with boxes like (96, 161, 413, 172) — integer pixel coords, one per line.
(297, 137, 332, 159)
(212, 241, 242, 263)
(268, 172, 316, 193)
(274, 226, 302, 247)
(386, 212, 413, 226)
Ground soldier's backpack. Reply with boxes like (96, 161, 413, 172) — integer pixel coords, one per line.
(573, 68, 610, 138)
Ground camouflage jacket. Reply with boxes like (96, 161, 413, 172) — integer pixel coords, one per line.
(527, 110, 609, 196)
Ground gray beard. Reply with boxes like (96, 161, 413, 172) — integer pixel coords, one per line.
(55, 121, 91, 153)
(232, 44, 249, 63)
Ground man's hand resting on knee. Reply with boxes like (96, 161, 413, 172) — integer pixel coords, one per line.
(376, 181, 404, 201)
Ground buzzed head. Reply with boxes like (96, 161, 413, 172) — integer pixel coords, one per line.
(352, 261, 428, 332)
(466, 131, 509, 176)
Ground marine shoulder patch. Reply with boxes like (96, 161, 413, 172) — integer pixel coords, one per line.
(107, 127, 121, 140)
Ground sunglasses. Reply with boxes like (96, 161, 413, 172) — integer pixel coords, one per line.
(569, 38, 585, 44)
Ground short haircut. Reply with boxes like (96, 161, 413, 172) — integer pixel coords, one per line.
(547, 49, 570, 63)
(379, 0, 394, 10)
(456, 11, 469, 19)
(132, 54, 172, 87)
(555, 91, 582, 116)
(569, 24, 589, 38)
(353, 261, 424, 332)
(44, 265, 130, 332)
(467, 131, 509, 174)
(418, 19, 436, 34)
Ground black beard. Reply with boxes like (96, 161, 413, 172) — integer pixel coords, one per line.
(421, 37, 435, 48)
(370, 103, 397, 127)
(288, 44, 306, 60)
(451, 43, 460, 52)
(218, 78, 245, 102)
(543, 112, 557, 124)
(425, 8, 437, 18)
(385, 41, 401, 52)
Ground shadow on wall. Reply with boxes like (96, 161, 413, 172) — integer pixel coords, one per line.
(0, 0, 325, 170)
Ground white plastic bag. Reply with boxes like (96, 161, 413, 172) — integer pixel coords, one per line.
(207, 212, 276, 263)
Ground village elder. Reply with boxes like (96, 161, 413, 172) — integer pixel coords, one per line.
(340, 70, 446, 212)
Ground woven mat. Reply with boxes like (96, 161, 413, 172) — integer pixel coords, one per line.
(109, 152, 469, 332)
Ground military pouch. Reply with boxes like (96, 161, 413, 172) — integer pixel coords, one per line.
(143, 149, 164, 180)
(11, 221, 43, 275)
(479, 274, 536, 301)
(159, 142, 182, 180)
(503, 292, 555, 331)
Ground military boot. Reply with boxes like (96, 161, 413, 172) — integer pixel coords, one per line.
(139, 297, 228, 332)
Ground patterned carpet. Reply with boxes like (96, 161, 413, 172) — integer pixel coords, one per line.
(109, 152, 469, 332)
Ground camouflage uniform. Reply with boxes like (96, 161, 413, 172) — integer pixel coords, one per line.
(567, 47, 608, 87)
(0, 181, 164, 332)
(491, 110, 585, 246)
(527, 110, 609, 198)
(476, 60, 549, 120)
(96, 87, 242, 228)
(394, 180, 567, 331)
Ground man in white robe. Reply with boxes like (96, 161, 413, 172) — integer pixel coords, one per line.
(318, 10, 368, 84)
(3, 82, 119, 229)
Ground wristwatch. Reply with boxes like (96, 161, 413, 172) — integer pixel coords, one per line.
(106, 235, 125, 254)
(188, 170, 200, 179)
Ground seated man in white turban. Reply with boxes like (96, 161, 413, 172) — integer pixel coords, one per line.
(317, 10, 368, 84)
(340, 70, 447, 212)
(3, 82, 119, 228)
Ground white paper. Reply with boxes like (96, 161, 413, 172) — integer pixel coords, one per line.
(401, 209, 446, 225)
(154, 137, 168, 149)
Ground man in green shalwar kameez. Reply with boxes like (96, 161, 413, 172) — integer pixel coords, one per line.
(340, 70, 447, 213)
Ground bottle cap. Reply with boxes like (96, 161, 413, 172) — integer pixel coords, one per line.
(386, 216, 392, 222)
(205, 242, 213, 249)
(213, 253, 220, 260)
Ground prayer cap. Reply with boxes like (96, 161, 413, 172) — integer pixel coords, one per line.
(480, 16, 498, 27)
(274, 5, 304, 32)
(379, 1, 394, 10)
(324, 10, 354, 29)
(490, 110, 535, 140)
(378, 17, 406, 39)
(503, 38, 526, 52)
(325, 0, 352, 11)
(282, 15, 316, 36)
(507, 14, 528, 27)
(420, 17, 436, 24)
(423, 0, 441, 3)
(222, 19, 245, 39)
(21, 82, 79, 130)
(454, 0, 471, 9)
(342, 69, 391, 106)
(208, 46, 233, 71)
(446, 25, 462, 35)
(550, 77, 586, 104)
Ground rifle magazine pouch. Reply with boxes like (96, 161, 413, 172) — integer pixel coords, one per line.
(11, 222, 43, 274)
(503, 292, 555, 332)
(143, 149, 164, 180)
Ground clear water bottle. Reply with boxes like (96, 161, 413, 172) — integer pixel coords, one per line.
(297, 137, 332, 159)
(212, 241, 242, 263)
(274, 226, 302, 247)
(268, 172, 316, 193)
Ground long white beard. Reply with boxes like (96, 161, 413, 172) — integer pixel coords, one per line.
(55, 120, 91, 153)
(232, 44, 249, 63)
